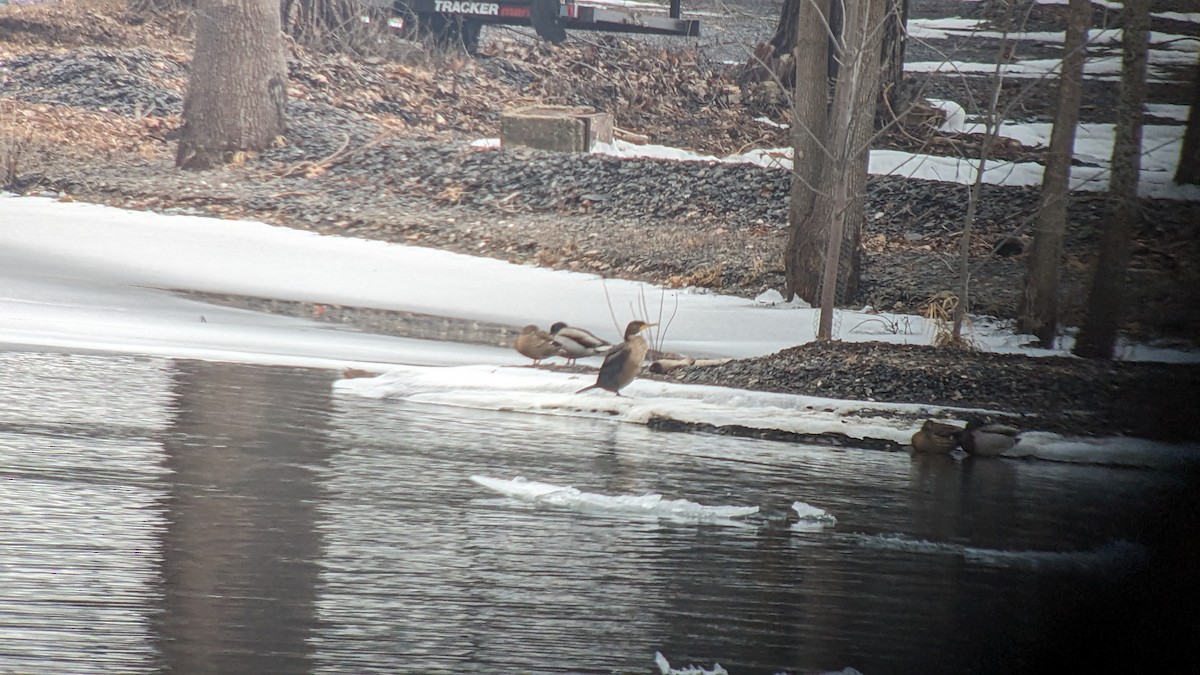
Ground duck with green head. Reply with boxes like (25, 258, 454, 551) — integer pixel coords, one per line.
(549, 321, 612, 365)
(959, 418, 1019, 457)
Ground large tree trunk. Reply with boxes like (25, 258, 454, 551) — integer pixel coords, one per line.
(1073, 0, 1151, 359)
(787, 0, 883, 311)
(751, 0, 899, 109)
(176, 0, 288, 170)
(1175, 52, 1200, 185)
(783, 0, 830, 302)
(1016, 0, 1091, 346)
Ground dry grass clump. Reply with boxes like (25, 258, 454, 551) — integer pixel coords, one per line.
(920, 291, 982, 350)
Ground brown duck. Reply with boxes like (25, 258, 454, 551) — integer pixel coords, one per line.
(514, 324, 563, 365)
(576, 320, 656, 395)
(910, 420, 962, 454)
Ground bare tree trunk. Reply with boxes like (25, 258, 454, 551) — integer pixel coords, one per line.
(816, 0, 885, 339)
(177, 0, 288, 170)
(750, 0, 902, 111)
(877, 0, 909, 125)
(950, 1, 1016, 340)
(1175, 52, 1200, 185)
(783, 0, 830, 302)
(1074, 0, 1151, 359)
(1016, 0, 1091, 346)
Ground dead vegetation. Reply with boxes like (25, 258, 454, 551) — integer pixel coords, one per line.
(1, 0, 1053, 164)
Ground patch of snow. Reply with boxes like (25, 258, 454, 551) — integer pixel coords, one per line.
(470, 475, 759, 524)
(927, 98, 967, 132)
(905, 51, 1194, 82)
(905, 17, 986, 40)
(754, 289, 785, 306)
(1155, 11, 1200, 24)
(753, 116, 788, 129)
(1007, 432, 1200, 468)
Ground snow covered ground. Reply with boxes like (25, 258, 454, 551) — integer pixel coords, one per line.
(507, 10, 1200, 201)
(3, 194, 1197, 466)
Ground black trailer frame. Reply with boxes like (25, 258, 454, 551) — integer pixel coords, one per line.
(391, 0, 700, 52)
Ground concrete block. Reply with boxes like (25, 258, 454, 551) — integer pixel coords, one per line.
(500, 105, 614, 153)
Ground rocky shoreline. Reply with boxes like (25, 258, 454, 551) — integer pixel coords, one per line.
(3, 0, 1200, 443)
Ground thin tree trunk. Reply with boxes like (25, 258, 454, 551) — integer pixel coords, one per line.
(177, 0, 288, 170)
(817, 0, 885, 339)
(1016, 0, 1091, 346)
(1175, 52, 1200, 185)
(877, 0, 909, 125)
(1074, 0, 1151, 359)
(952, 1, 1015, 339)
(784, 0, 831, 302)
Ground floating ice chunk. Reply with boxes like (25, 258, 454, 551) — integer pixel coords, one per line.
(471, 475, 758, 524)
(655, 652, 729, 675)
(791, 500, 838, 530)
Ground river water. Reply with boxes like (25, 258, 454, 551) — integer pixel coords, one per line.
(1, 349, 1195, 674)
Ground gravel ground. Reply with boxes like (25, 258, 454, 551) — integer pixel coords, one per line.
(3, 0, 1199, 443)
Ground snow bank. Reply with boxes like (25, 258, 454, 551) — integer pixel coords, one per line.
(335, 363, 1200, 467)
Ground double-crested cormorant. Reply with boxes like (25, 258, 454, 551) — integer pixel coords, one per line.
(514, 324, 563, 365)
(549, 321, 612, 365)
(959, 418, 1019, 457)
(576, 320, 656, 395)
(910, 420, 961, 454)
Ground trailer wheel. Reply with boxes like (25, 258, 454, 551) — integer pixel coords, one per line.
(531, 0, 567, 44)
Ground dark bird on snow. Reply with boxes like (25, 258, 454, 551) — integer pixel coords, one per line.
(910, 419, 962, 454)
(549, 321, 612, 365)
(514, 324, 564, 365)
(576, 320, 656, 395)
(959, 418, 1019, 457)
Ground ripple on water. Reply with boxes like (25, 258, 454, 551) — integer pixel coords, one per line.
(0, 352, 170, 674)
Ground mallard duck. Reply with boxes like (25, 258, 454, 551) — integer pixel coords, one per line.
(959, 418, 1019, 457)
(514, 324, 563, 365)
(549, 321, 612, 365)
(910, 420, 962, 454)
(576, 320, 656, 395)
